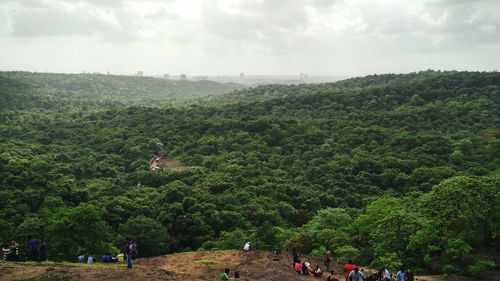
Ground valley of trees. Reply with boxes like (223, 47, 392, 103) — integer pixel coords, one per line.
(0, 70, 498, 277)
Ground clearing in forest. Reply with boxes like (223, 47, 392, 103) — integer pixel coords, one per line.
(149, 156, 203, 172)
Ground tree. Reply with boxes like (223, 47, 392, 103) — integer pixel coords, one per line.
(118, 216, 170, 257)
(47, 203, 112, 260)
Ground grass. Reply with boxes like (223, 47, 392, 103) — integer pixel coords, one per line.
(22, 261, 143, 269)
(251, 258, 263, 265)
(192, 259, 221, 265)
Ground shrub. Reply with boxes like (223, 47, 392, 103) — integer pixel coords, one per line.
(442, 264, 458, 275)
(467, 258, 495, 277)
(335, 245, 359, 264)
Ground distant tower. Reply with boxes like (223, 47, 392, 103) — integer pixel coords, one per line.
(163, 74, 169, 79)
(300, 72, 307, 82)
(240, 72, 245, 82)
(180, 74, 187, 80)
(137, 71, 144, 77)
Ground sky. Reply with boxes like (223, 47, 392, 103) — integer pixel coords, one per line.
(0, 0, 499, 76)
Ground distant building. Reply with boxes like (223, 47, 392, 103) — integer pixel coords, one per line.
(180, 74, 187, 80)
(300, 72, 307, 82)
(137, 71, 144, 77)
(163, 74, 169, 79)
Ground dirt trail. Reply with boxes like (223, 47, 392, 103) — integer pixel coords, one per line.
(149, 156, 203, 172)
(0, 250, 484, 281)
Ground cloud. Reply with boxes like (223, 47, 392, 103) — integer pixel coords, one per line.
(9, 6, 113, 37)
(0, 0, 498, 75)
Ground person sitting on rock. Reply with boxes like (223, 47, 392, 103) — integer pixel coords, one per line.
(307, 262, 315, 276)
(302, 262, 308, 275)
(87, 254, 95, 264)
(314, 265, 323, 277)
(102, 253, 111, 263)
(294, 260, 302, 274)
(243, 242, 250, 251)
(219, 268, 232, 281)
(326, 270, 339, 281)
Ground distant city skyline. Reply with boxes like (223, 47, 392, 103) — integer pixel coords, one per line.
(1, 0, 499, 76)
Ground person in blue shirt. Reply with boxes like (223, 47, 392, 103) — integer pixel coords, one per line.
(28, 236, 38, 261)
(396, 268, 405, 281)
(102, 253, 111, 263)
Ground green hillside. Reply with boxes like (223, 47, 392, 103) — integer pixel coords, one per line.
(0, 71, 243, 110)
(0, 71, 498, 277)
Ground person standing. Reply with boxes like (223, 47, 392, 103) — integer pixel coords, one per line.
(405, 269, 415, 281)
(28, 236, 38, 261)
(383, 268, 391, 281)
(130, 241, 138, 260)
(125, 238, 132, 269)
(348, 267, 364, 281)
(292, 247, 299, 267)
(9, 241, 19, 261)
(2, 243, 11, 260)
(38, 239, 47, 261)
(396, 268, 404, 281)
(324, 247, 332, 270)
(344, 260, 356, 281)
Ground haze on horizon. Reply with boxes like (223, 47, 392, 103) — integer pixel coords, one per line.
(0, 0, 499, 77)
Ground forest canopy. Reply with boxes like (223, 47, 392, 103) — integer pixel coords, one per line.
(0, 70, 498, 276)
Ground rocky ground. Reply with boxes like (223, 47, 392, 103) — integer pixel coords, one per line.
(0, 250, 487, 281)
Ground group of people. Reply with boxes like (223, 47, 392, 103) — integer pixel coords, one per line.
(294, 260, 328, 278)
(2, 236, 47, 262)
(290, 247, 415, 281)
(292, 247, 328, 278)
(343, 260, 415, 281)
(343, 260, 365, 281)
(77, 253, 124, 264)
(75, 239, 139, 269)
(28, 236, 47, 261)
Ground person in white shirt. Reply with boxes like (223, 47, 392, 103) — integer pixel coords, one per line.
(243, 242, 250, 251)
(348, 267, 364, 281)
(383, 268, 391, 281)
(87, 254, 95, 264)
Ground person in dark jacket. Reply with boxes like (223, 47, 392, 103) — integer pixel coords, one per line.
(39, 239, 47, 261)
(405, 268, 415, 281)
(125, 238, 132, 269)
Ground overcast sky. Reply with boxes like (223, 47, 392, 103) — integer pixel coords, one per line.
(0, 0, 499, 76)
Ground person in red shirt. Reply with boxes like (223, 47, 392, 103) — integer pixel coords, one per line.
(343, 260, 356, 280)
(324, 247, 332, 270)
(294, 260, 302, 274)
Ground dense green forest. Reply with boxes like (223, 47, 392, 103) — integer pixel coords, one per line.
(0, 71, 242, 110)
(0, 70, 498, 276)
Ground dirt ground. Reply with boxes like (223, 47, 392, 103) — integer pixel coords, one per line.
(0, 250, 486, 281)
(150, 157, 202, 172)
